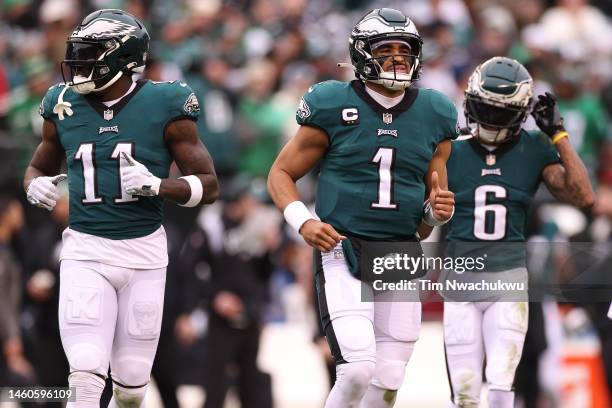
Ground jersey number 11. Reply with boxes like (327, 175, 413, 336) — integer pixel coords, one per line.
(75, 142, 138, 204)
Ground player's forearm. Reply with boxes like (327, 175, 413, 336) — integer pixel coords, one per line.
(267, 166, 302, 211)
(417, 223, 433, 240)
(23, 166, 48, 191)
(555, 138, 595, 208)
(159, 174, 219, 205)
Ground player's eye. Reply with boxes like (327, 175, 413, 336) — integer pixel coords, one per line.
(398, 46, 411, 54)
(67, 42, 103, 61)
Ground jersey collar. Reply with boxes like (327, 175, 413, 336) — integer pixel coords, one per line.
(351, 80, 418, 116)
(83, 79, 147, 120)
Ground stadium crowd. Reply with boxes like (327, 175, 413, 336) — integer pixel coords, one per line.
(0, 0, 611, 407)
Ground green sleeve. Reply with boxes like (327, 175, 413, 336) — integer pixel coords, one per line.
(38, 84, 62, 121)
(166, 81, 200, 123)
(431, 89, 459, 142)
(534, 130, 561, 167)
(295, 82, 337, 137)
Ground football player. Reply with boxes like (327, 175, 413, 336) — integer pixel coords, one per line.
(443, 57, 594, 408)
(268, 8, 457, 408)
(23, 9, 218, 408)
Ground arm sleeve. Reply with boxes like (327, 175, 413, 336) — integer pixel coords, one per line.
(167, 81, 200, 124)
(38, 84, 61, 121)
(536, 131, 562, 167)
(295, 85, 333, 137)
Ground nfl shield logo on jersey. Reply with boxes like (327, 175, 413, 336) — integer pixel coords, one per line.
(103, 109, 113, 121)
(382, 113, 392, 124)
(486, 154, 496, 166)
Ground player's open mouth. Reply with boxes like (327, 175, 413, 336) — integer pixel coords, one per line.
(385, 65, 408, 73)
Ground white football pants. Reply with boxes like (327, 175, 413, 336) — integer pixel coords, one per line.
(59, 259, 166, 406)
(315, 244, 421, 408)
(444, 301, 528, 408)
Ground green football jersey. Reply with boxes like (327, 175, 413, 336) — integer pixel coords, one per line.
(297, 80, 458, 240)
(39, 79, 200, 239)
(446, 130, 560, 268)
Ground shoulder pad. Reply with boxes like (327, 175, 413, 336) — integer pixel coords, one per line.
(303, 80, 352, 109)
(39, 83, 67, 120)
(525, 129, 552, 144)
(150, 80, 200, 121)
(424, 88, 458, 120)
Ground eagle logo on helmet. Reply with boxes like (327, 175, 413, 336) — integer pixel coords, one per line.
(72, 18, 138, 39)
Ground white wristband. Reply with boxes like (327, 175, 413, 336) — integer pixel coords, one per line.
(283, 201, 315, 233)
(178, 175, 203, 207)
(422, 199, 454, 227)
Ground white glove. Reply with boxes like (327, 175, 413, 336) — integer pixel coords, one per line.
(121, 152, 161, 196)
(26, 174, 67, 211)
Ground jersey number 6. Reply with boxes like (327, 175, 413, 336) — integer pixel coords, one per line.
(473, 184, 507, 240)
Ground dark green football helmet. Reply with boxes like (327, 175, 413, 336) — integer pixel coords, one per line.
(62, 9, 149, 94)
(348, 8, 422, 90)
(464, 57, 533, 144)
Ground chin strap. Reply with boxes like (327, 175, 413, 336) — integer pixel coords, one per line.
(53, 84, 73, 121)
(92, 70, 123, 93)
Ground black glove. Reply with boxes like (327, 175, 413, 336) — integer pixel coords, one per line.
(531, 92, 565, 138)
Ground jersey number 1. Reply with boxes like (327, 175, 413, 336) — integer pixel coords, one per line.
(370, 147, 398, 209)
(473, 185, 507, 240)
(75, 142, 138, 204)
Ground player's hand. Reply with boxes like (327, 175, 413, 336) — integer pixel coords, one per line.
(175, 314, 198, 346)
(26, 174, 67, 211)
(299, 219, 346, 252)
(121, 152, 161, 196)
(213, 291, 245, 321)
(429, 171, 454, 221)
(532, 92, 565, 138)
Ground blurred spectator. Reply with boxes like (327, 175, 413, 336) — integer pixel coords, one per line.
(0, 65, 10, 129)
(5, 56, 53, 185)
(19, 194, 68, 399)
(3, 0, 38, 30)
(150, 220, 195, 408)
(468, 5, 517, 61)
(39, 0, 80, 68)
(186, 57, 239, 178)
(536, 0, 612, 61)
(553, 67, 609, 170)
(7, 56, 50, 136)
(0, 196, 34, 385)
(179, 176, 280, 407)
(583, 183, 612, 393)
(236, 59, 286, 177)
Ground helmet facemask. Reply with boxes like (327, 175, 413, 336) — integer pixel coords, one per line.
(62, 38, 124, 94)
(465, 94, 530, 144)
(367, 38, 420, 90)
